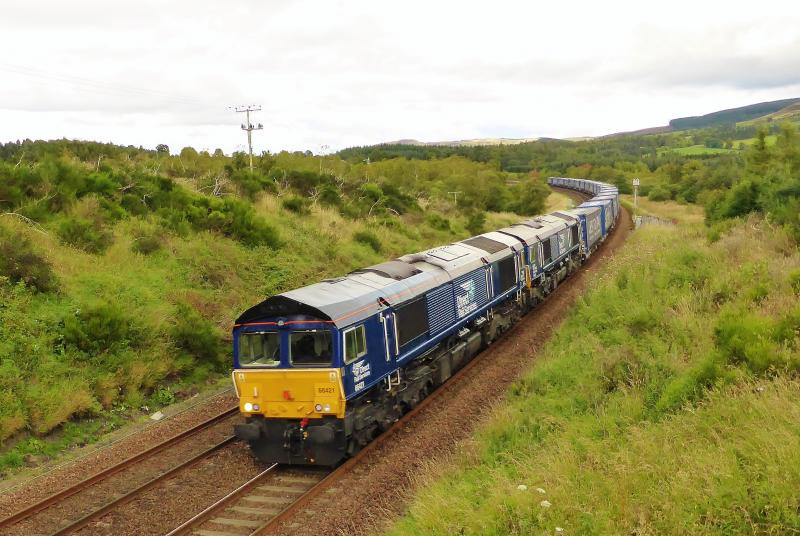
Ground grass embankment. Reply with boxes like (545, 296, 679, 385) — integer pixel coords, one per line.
(388, 215, 800, 535)
(0, 194, 469, 474)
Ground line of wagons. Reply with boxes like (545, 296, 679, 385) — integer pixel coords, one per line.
(231, 177, 620, 465)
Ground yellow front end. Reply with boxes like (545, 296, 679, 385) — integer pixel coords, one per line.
(232, 368, 346, 419)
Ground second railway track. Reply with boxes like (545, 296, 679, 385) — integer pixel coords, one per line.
(0, 406, 241, 536)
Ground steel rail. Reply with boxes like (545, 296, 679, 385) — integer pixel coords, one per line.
(164, 463, 279, 536)
(0, 405, 238, 530)
(49, 436, 238, 536)
(255, 188, 605, 534)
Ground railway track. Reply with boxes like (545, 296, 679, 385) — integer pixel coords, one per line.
(1, 188, 605, 535)
(0, 406, 240, 535)
(163, 187, 601, 536)
(165, 466, 328, 536)
(165, 282, 558, 536)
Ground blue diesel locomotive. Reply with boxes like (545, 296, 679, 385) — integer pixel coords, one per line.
(232, 177, 619, 465)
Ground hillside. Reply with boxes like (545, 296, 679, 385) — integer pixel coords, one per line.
(388, 137, 540, 147)
(388, 201, 800, 535)
(738, 101, 800, 126)
(669, 97, 800, 130)
(0, 139, 551, 473)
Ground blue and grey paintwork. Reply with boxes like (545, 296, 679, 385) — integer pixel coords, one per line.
(235, 177, 619, 403)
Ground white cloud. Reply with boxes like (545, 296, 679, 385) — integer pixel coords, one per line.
(1, 0, 799, 153)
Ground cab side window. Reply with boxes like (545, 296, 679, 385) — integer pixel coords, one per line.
(344, 325, 367, 364)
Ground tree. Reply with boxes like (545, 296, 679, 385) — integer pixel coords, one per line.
(156, 144, 169, 154)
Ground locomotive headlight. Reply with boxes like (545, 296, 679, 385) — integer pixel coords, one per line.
(323, 404, 331, 412)
(244, 402, 254, 412)
(314, 403, 323, 412)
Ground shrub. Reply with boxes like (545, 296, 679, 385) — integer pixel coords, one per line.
(714, 310, 779, 373)
(426, 213, 451, 231)
(62, 302, 141, 355)
(282, 195, 310, 214)
(131, 234, 162, 255)
(465, 211, 486, 236)
(790, 269, 800, 295)
(353, 230, 383, 253)
(171, 304, 225, 368)
(57, 218, 113, 253)
(318, 185, 342, 207)
(648, 185, 671, 202)
(149, 386, 176, 407)
(0, 226, 58, 292)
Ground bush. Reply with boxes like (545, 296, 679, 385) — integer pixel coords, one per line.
(318, 185, 342, 207)
(790, 269, 800, 295)
(171, 304, 225, 368)
(57, 218, 113, 253)
(62, 302, 141, 355)
(282, 195, 310, 214)
(714, 310, 780, 373)
(465, 211, 486, 236)
(648, 185, 671, 202)
(131, 234, 162, 255)
(0, 226, 58, 292)
(426, 213, 451, 231)
(353, 230, 383, 253)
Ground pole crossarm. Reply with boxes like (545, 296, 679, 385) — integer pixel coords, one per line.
(233, 105, 263, 172)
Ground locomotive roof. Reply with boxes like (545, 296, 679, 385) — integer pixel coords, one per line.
(236, 260, 450, 328)
(519, 216, 567, 240)
(497, 223, 542, 246)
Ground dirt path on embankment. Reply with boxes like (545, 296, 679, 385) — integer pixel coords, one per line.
(268, 207, 634, 536)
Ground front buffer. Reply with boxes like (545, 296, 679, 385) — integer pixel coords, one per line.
(235, 415, 348, 466)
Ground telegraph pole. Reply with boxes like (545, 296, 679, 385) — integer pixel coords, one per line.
(633, 178, 640, 209)
(234, 105, 263, 172)
(448, 191, 462, 205)
(319, 144, 329, 174)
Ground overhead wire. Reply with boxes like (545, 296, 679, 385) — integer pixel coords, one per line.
(0, 61, 212, 108)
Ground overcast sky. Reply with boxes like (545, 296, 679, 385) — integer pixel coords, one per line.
(2, 0, 799, 154)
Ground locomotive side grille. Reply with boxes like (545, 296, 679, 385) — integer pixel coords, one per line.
(426, 283, 456, 334)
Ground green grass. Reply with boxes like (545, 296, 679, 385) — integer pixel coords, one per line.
(659, 145, 737, 156)
(387, 217, 800, 535)
(735, 134, 778, 148)
(0, 184, 517, 476)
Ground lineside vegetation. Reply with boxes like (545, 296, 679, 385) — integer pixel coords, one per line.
(0, 139, 551, 474)
(388, 212, 800, 534)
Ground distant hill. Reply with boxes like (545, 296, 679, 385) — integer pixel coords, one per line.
(737, 101, 800, 126)
(602, 125, 674, 139)
(383, 98, 800, 148)
(387, 137, 539, 147)
(669, 98, 800, 130)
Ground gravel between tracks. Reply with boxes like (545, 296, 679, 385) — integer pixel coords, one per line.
(0, 389, 238, 520)
(268, 207, 633, 536)
(74, 443, 263, 536)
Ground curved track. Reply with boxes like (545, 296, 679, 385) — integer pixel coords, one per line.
(264, 203, 633, 536)
(165, 189, 633, 536)
(0, 189, 630, 536)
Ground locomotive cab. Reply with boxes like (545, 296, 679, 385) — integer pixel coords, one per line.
(231, 315, 351, 466)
